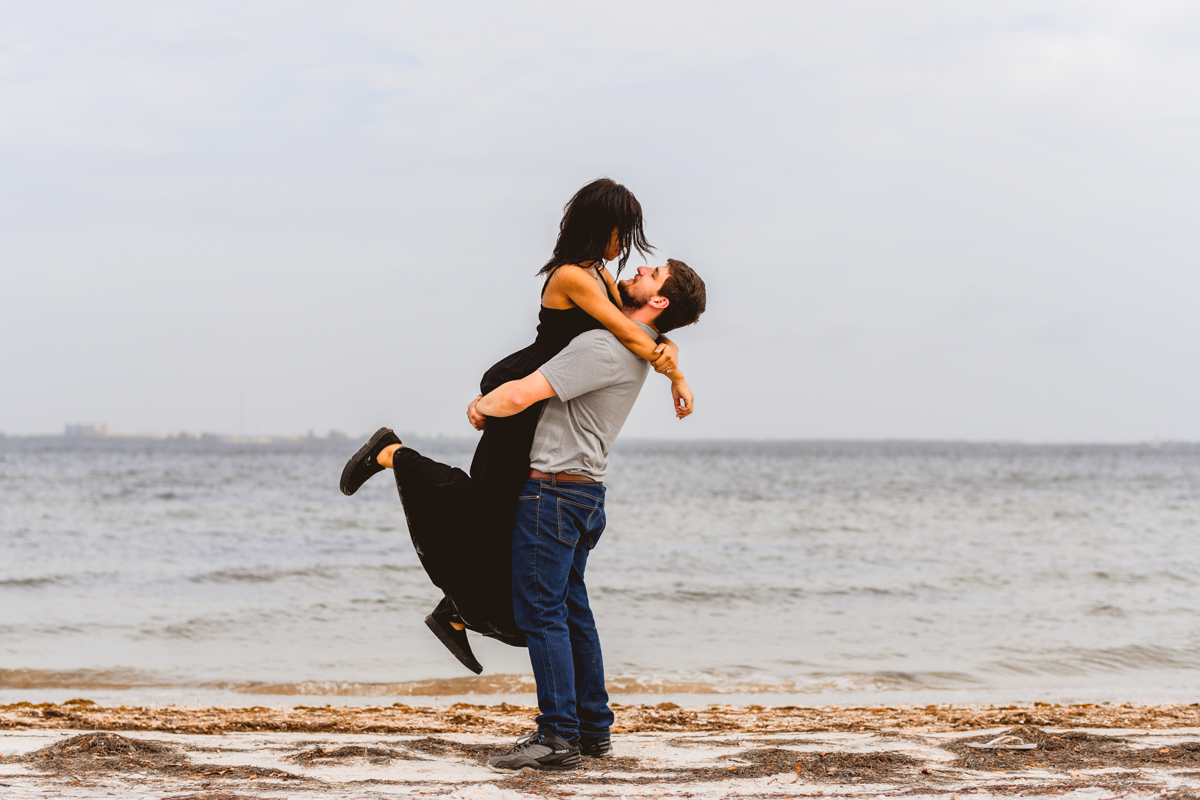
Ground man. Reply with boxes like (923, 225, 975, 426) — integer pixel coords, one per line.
(475, 259, 707, 772)
(339, 258, 706, 769)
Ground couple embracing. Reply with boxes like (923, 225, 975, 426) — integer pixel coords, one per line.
(339, 178, 708, 772)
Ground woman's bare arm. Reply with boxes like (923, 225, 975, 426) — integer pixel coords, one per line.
(598, 266, 679, 373)
(548, 266, 684, 381)
(550, 265, 679, 371)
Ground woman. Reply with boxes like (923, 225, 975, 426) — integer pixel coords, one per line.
(341, 179, 692, 671)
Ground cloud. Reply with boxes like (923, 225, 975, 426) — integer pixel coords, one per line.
(2, 1, 1198, 441)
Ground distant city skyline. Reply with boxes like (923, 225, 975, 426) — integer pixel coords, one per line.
(3, 2, 1198, 442)
(24, 421, 1196, 446)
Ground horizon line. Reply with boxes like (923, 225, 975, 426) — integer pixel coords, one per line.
(0, 431, 1195, 449)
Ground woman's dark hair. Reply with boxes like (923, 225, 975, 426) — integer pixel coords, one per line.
(539, 178, 653, 277)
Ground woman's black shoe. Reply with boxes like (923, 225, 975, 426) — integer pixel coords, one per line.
(339, 427, 401, 496)
(425, 612, 484, 674)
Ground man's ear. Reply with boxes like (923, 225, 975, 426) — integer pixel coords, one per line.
(649, 295, 669, 310)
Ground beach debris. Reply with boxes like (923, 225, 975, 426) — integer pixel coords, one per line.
(447, 784, 533, 800)
(13, 732, 304, 784)
(1, 727, 1199, 797)
(763, 770, 800, 785)
(687, 748, 925, 783)
(4, 701, 1200, 735)
(401, 735, 500, 762)
(22, 731, 179, 768)
(289, 743, 415, 764)
(949, 725, 1200, 778)
(965, 735, 1037, 750)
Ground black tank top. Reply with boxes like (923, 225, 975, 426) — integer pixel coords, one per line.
(479, 267, 620, 394)
(532, 268, 620, 350)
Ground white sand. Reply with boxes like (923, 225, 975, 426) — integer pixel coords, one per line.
(3, 726, 1198, 799)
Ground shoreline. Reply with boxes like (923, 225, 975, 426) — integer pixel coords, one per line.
(2, 704, 1199, 799)
(3, 703, 1199, 798)
(3, 700, 1199, 734)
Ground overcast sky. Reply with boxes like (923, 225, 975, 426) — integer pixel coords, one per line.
(3, 1, 1198, 442)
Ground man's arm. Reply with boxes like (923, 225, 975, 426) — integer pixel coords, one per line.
(475, 370, 557, 419)
(469, 331, 621, 429)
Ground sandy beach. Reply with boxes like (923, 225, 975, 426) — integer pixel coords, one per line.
(2, 702, 1199, 799)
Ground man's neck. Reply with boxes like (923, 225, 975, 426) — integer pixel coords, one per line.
(623, 307, 660, 333)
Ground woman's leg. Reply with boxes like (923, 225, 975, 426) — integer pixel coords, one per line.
(383, 445, 480, 600)
(377, 443, 401, 467)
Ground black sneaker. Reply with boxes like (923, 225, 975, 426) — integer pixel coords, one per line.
(339, 427, 401, 496)
(424, 612, 483, 675)
(487, 729, 581, 773)
(579, 734, 611, 758)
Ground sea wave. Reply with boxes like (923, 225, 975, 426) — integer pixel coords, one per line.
(0, 575, 68, 589)
(0, 668, 165, 691)
(5, 438, 1200, 702)
(189, 566, 340, 585)
(984, 643, 1200, 676)
(237, 669, 985, 696)
(0, 669, 983, 696)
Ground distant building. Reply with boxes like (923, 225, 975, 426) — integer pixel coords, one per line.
(64, 423, 108, 438)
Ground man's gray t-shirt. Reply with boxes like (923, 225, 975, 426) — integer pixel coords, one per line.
(530, 322, 658, 481)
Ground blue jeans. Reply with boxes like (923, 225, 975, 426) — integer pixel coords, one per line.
(511, 478, 613, 741)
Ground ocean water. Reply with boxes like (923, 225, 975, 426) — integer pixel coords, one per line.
(1, 436, 1198, 706)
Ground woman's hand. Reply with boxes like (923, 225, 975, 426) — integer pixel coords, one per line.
(671, 380, 694, 420)
(467, 395, 486, 431)
(652, 339, 679, 375)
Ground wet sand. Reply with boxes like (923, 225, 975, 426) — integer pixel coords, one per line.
(6, 699, 1200, 735)
(2, 702, 1199, 798)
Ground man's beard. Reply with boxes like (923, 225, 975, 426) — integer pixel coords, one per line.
(618, 281, 649, 311)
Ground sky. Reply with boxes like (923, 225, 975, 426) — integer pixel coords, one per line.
(2, 1, 1198, 442)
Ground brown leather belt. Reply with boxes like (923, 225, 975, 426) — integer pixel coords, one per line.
(529, 469, 600, 484)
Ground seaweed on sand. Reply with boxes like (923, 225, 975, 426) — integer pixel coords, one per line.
(946, 726, 1200, 772)
(399, 736, 499, 761)
(9, 732, 304, 783)
(498, 747, 921, 789)
(288, 744, 416, 764)
(5, 701, 1200, 735)
(16, 732, 186, 773)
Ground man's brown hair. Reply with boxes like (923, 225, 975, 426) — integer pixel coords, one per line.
(655, 258, 707, 333)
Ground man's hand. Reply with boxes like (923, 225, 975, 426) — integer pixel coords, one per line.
(652, 339, 679, 375)
(467, 394, 486, 431)
(672, 380, 694, 420)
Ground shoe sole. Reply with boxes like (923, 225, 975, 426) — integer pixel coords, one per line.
(339, 427, 395, 496)
(486, 759, 580, 774)
(424, 615, 484, 675)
